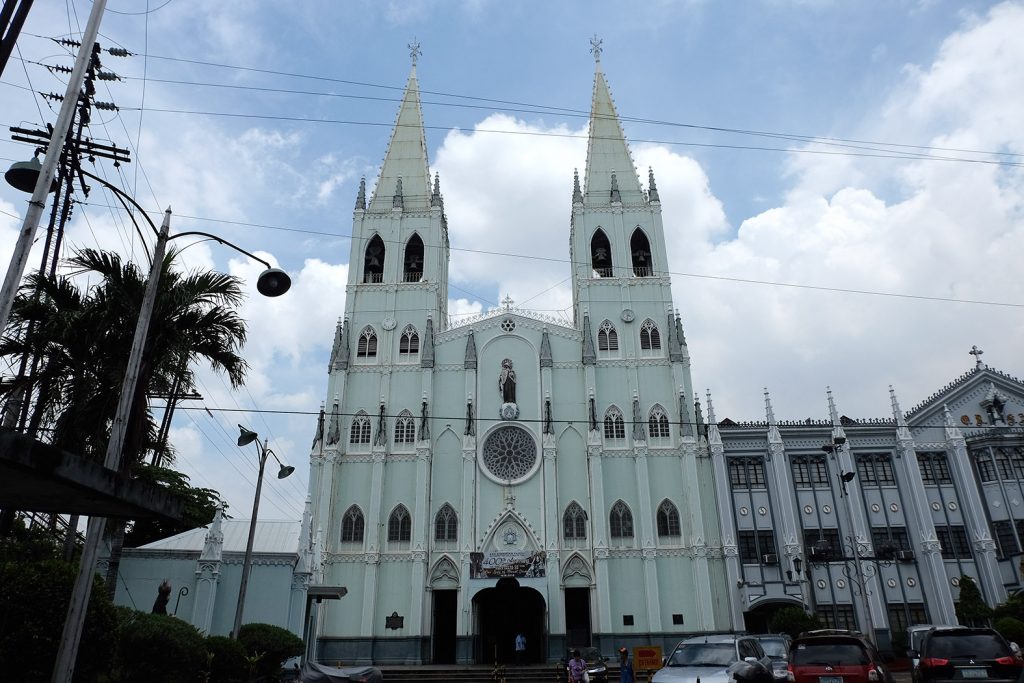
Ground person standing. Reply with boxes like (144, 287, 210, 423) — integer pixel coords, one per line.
(619, 647, 634, 683)
(567, 649, 588, 682)
(514, 632, 526, 664)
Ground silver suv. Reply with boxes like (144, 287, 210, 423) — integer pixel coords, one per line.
(652, 634, 774, 683)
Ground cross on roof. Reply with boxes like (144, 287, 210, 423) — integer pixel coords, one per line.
(589, 35, 603, 62)
(970, 345, 985, 369)
(501, 294, 514, 311)
(408, 39, 422, 66)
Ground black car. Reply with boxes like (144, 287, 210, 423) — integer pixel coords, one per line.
(915, 627, 1023, 683)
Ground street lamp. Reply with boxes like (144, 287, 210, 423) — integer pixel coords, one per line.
(232, 425, 294, 639)
(41, 172, 292, 681)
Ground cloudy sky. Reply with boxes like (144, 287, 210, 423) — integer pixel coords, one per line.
(1, 0, 1021, 522)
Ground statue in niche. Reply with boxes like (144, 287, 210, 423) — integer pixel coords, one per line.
(498, 359, 517, 404)
(151, 579, 171, 614)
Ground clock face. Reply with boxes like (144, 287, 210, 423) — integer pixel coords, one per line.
(621, 309, 635, 322)
(382, 317, 397, 331)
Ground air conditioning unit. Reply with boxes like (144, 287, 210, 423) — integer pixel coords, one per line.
(896, 550, 916, 562)
(810, 541, 832, 559)
(762, 553, 779, 565)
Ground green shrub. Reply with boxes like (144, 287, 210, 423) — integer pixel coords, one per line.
(206, 635, 249, 683)
(956, 576, 993, 627)
(769, 605, 822, 638)
(114, 611, 207, 682)
(237, 623, 304, 679)
(0, 558, 116, 682)
(995, 617, 1024, 647)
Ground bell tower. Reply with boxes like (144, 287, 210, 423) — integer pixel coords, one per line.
(569, 40, 680, 371)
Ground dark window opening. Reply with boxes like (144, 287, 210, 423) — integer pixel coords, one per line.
(388, 505, 411, 542)
(657, 500, 681, 537)
(935, 525, 971, 559)
(363, 234, 385, 283)
(738, 530, 776, 563)
(630, 228, 653, 277)
(403, 233, 424, 282)
(591, 229, 613, 277)
(341, 506, 364, 543)
(729, 458, 767, 489)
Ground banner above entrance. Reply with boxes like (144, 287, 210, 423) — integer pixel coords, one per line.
(470, 550, 546, 578)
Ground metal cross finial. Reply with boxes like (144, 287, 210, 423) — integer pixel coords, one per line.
(589, 34, 603, 62)
(970, 345, 985, 369)
(408, 39, 422, 66)
(501, 294, 514, 311)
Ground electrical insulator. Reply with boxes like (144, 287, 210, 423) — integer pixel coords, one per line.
(55, 38, 82, 48)
(97, 71, 120, 81)
(94, 102, 118, 111)
(46, 64, 73, 74)
(107, 47, 133, 57)
(42, 92, 65, 102)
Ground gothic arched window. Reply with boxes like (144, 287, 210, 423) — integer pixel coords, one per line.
(387, 504, 411, 542)
(597, 319, 619, 352)
(609, 500, 634, 538)
(563, 502, 587, 540)
(350, 411, 371, 445)
(657, 499, 681, 537)
(591, 229, 613, 277)
(649, 405, 670, 440)
(399, 324, 419, 356)
(341, 505, 364, 543)
(640, 319, 661, 351)
(434, 503, 457, 542)
(604, 407, 625, 441)
(394, 410, 416, 445)
(630, 228, 653, 276)
(403, 233, 424, 282)
(357, 326, 378, 358)
(363, 234, 385, 283)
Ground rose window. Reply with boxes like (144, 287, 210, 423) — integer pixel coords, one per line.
(500, 318, 516, 333)
(482, 426, 537, 481)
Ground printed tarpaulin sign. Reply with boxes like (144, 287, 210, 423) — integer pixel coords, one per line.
(469, 550, 546, 578)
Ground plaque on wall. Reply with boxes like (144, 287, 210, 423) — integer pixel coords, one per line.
(469, 550, 546, 579)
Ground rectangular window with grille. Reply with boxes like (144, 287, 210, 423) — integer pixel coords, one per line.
(792, 457, 829, 488)
(871, 527, 911, 555)
(729, 458, 767, 489)
(737, 530, 777, 563)
(993, 520, 1020, 558)
(887, 603, 929, 637)
(936, 525, 971, 559)
(820, 604, 857, 631)
(918, 452, 953, 485)
(857, 454, 896, 486)
(977, 455, 997, 483)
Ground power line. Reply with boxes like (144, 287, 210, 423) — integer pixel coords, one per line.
(73, 200, 1024, 310)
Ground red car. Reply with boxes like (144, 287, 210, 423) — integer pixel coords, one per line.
(788, 632, 893, 683)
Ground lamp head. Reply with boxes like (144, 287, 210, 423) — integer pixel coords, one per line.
(256, 267, 291, 297)
(793, 556, 803, 574)
(5, 156, 57, 194)
(237, 425, 258, 447)
(833, 436, 847, 446)
(277, 464, 295, 479)
(841, 471, 856, 483)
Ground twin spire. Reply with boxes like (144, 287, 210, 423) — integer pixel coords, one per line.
(366, 39, 647, 212)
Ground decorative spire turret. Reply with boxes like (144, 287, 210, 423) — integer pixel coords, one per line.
(705, 390, 722, 445)
(430, 172, 443, 208)
(765, 388, 782, 445)
(943, 403, 964, 440)
(572, 169, 583, 205)
(199, 505, 224, 562)
(764, 388, 777, 425)
(890, 385, 912, 441)
(393, 177, 404, 209)
(648, 167, 659, 203)
(827, 386, 847, 442)
(706, 390, 717, 423)
(355, 177, 366, 210)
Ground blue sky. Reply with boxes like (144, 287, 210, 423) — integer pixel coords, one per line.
(1, 0, 1021, 521)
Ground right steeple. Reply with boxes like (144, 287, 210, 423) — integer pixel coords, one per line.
(582, 36, 644, 206)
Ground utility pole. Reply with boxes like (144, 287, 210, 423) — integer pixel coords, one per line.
(0, 0, 107, 342)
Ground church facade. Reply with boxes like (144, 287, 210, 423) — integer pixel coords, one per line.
(306, 52, 1024, 664)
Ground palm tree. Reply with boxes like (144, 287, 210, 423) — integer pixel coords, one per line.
(0, 246, 249, 579)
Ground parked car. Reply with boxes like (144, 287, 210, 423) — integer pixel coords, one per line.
(652, 633, 774, 683)
(559, 647, 609, 683)
(788, 631, 894, 683)
(753, 634, 793, 680)
(914, 627, 1024, 683)
(906, 625, 957, 681)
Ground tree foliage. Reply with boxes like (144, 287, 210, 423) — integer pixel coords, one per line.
(206, 635, 250, 683)
(0, 558, 117, 682)
(123, 464, 227, 547)
(994, 617, 1024, 647)
(114, 610, 208, 682)
(769, 605, 822, 638)
(237, 623, 304, 680)
(956, 575, 993, 626)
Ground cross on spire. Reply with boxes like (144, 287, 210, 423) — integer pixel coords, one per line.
(589, 34, 603, 62)
(970, 345, 985, 369)
(408, 39, 422, 66)
(501, 294, 514, 311)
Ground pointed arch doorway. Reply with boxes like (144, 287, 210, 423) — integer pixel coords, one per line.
(472, 578, 546, 664)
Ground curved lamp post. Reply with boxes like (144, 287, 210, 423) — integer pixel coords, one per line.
(232, 425, 294, 639)
(21, 167, 294, 681)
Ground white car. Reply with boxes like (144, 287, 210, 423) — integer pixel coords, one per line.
(652, 634, 775, 683)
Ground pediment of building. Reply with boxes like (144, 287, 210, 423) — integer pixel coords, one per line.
(906, 366, 1024, 433)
